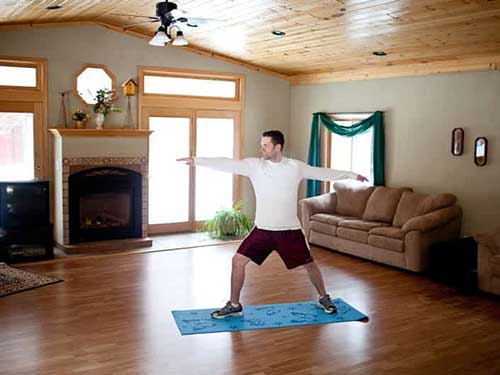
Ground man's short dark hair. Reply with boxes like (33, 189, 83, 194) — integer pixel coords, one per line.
(262, 130, 285, 150)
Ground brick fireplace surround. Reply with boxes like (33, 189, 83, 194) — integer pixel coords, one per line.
(50, 129, 153, 253)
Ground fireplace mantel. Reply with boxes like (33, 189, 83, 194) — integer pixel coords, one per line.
(49, 128, 153, 137)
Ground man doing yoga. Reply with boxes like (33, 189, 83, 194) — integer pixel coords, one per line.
(177, 130, 367, 318)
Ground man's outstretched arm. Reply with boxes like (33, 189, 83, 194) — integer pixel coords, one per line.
(300, 162, 368, 182)
(176, 157, 255, 177)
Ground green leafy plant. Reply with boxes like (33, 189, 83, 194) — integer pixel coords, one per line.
(92, 88, 121, 116)
(204, 201, 253, 239)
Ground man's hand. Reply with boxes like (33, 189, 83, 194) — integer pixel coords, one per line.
(176, 157, 194, 165)
(356, 174, 368, 182)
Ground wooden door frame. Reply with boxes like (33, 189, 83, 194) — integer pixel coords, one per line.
(0, 56, 48, 179)
(143, 108, 242, 234)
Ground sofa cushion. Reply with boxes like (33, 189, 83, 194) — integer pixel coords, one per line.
(311, 213, 356, 226)
(336, 227, 368, 243)
(338, 219, 389, 231)
(334, 182, 375, 218)
(392, 192, 430, 227)
(369, 226, 405, 240)
(310, 221, 337, 236)
(426, 193, 457, 213)
(368, 235, 404, 252)
(363, 186, 412, 223)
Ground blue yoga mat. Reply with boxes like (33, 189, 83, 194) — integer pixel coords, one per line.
(172, 298, 367, 335)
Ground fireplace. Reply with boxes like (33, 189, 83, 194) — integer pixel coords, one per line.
(68, 167, 142, 244)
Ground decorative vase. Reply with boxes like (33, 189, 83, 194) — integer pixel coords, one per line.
(74, 120, 86, 129)
(95, 112, 105, 129)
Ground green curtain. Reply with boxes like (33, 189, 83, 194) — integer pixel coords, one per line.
(306, 111, 385, 197)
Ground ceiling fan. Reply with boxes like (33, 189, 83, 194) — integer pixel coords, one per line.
(113, 1, 221, 47)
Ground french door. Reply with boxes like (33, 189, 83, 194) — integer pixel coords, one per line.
(145, 108, 241, 234)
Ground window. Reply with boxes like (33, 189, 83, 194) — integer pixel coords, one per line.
(0, 66, 37, 87)
(144, 75, 237, 98)
(74, 64, 116, 105)
(322, 113, 374, 193)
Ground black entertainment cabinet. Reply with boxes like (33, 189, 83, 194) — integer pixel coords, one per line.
(0, 180, 53, 263)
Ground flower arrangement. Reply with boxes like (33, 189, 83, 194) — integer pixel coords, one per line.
(92, 88, 121, 116)
(71, 109, 89, 122)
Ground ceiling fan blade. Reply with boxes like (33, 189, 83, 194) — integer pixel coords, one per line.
(179, 17, 223, 27)
(123, 20, 160, 29)
(111, 13, 159, 20)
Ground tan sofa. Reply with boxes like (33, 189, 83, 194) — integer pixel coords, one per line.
(299, 182, 462, 272)
(475, 227, 500, 296)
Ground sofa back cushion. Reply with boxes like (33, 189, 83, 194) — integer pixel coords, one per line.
(334, 182, 375, 218)
(362, 186, 412, 223)
(393, 192, 458, 227)
(392, 192, 431, 227)
(425, 193, 457, 213)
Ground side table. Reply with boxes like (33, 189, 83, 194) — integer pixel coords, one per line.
(428, 236, 478, 293)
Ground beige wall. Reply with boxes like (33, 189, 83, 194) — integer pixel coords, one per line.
(289, 71, 500, 235)
(0, 25, 291, 218)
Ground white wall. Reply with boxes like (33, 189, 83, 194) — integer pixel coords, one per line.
(290, 72, 500, 235)
(0, 25, 291, 217)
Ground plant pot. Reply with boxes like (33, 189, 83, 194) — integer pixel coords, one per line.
(74, 120, 86, 129)
(95, 112, 105, 129)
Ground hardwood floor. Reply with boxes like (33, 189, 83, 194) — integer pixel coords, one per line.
(1, 244, 499, 375)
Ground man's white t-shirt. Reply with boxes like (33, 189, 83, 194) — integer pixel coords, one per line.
(194, 157, 357, 231)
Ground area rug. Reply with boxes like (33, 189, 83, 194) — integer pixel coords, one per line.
(0, 262, 62, 297)
(172, 298, 368, 335)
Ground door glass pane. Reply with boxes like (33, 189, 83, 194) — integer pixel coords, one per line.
(149, 117, 190, 224)
(0, 112, 34, 181)
(0, 66, 37, 87)
(195, 118, 234, 221)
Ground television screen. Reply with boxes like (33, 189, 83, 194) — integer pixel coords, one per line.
(0, 180, 49, 229)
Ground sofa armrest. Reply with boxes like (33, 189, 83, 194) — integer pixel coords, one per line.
(299, 193, 337, 239)
(402, 206, 461, 234)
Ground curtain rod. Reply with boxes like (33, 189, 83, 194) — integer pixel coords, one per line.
(322, 111, 377, 115)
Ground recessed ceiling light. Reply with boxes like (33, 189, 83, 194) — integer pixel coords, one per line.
(272, 30, 286, 36)
(46, 5, 63, 10)
(373, 51, 387, 56)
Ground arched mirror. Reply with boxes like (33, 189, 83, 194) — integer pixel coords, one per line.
(474, 137, 488, 166)
(451, 127, 464, 156)
(74, 63, 116, 106)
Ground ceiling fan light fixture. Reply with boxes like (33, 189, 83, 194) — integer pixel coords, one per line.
(149, 25, 171, 46)
(172, 30, 188, 46)
(373, 51, 387, 56)
(272, 30, 286, 36)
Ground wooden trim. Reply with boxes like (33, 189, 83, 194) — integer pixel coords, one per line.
(0, 21, 286, 79)
(148, 223, 192, 235)
(49, 129, 153, 137)
(290, 55, 500, 85)
(73, 63, 117, 107)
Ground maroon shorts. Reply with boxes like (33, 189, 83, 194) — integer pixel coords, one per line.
(237, 227, 313, 269)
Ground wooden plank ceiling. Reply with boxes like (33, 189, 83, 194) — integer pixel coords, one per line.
(1, 0, 500, 84)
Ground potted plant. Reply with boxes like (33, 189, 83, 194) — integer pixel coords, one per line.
(92, 88, 121, 129)
(71, 108, 89, 129)
(204, 201, 253, 239)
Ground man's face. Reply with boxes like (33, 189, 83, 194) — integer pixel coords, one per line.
(260, 136, 281, 160)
